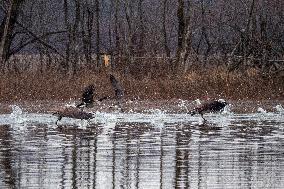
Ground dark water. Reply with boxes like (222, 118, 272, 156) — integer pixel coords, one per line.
(0, 107, 284, 189)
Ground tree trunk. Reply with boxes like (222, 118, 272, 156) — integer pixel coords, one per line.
(138, 0, 145, 56)
(162, 0, 170, 58)
(71, 0, 80, 74)
(81, 5, 94, 67)
(95, 0, 100, 68)
(175, 0, 192, 73)
(175, 0, 185, 72)
(63, 0, 70, 72)
(124, 0, 134, 69)
(114, 0, 120, 54)
(0, 0, 24, 69)
(63, 0, 80, 74)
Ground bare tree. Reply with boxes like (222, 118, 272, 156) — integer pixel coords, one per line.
(196, 0, 211, 60)
(81, 1, 94, 66)
(0, 0, 283, 75)
(162, 0, 170, 58)
(175, 0, 185, 68)
(175, 0, 192, 72)
(95, 0, 100, 68)
(0, 0, 25, 69)
(63, 0, 81, 74)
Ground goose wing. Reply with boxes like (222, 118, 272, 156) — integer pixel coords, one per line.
(76, 84, 94, 107)
(110, 74, 123, 100)
(82, 84, 94, 104)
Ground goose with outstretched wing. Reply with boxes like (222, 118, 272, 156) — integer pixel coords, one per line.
(190, 99, 228, 122)
(110, 74, 124, 101)
(76, 84, 95, 108)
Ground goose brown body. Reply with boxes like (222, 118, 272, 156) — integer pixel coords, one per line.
(190, 99, 228, 121)
(53, 107, 94, 124)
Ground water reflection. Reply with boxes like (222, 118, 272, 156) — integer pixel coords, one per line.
(0, 114, 284, 189)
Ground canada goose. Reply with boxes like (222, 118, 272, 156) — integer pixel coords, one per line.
(99, 74, 124, 104)
(53, 107, 94, 125)
(76, 84, 94, 108)
(110, 74, 124, 109)
(190, 99, 228, 121)
(110, 74, 124, 101)
(91, 74, 124, 109)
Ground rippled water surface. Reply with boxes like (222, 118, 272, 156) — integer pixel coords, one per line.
(0, 103, 284, 189)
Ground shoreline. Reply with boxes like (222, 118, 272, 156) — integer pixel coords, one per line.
(1, 99, 283, 115)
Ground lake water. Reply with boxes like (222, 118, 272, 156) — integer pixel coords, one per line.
(0, 102, 284, 188)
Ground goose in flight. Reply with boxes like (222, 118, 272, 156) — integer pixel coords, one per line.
(190, 99, 228, 121)
(76, 84, 94, 108)
(98, 74, 124, 108)
(110, 74, 124, 101)
(53, 107, 94, 125)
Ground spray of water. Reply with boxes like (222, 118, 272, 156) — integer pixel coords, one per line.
(178, 99, 189, 113)
(257, 107, 267, 114)
(192, 99, 202, 106)
(10, 105, 23, 115)
(1, 101, 283, 128)
(65, 101, 77, 108)
(9, 105, 27, 130)
(255, 107, 275, 119)
(222, 104, 233, 115)
(275, 104, 284, 113)
(149, 109, 166, 128)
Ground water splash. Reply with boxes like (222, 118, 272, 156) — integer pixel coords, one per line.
(275, 104, 284, 113)
(147, 109, 167, 115)
(94, 111, 118, 125)
(177, 99, 189, 113)
(1, 102, 283, 127)
(222, 104, 233, 115)
(65, 101, 77, 108)
(255, 107, 275, 119)
(148, 109, 166, 128)
(10, 105, 23, 115)
(78, 120, 89, 129)
(192, 99, 202, 106)
(218, 98, 226, 103)
(257, 107, 267, 114)
(9, 105, 27, 130)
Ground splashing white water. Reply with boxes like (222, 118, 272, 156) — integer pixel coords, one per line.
(10, 105, 23, 115)
(257, 107, 267, 114)
(275, 104, 284, 113)
(1, 101, 283, 128)
(222, 104, 233, 115)
(141, 109, 166, 127)
(192, 99, 202, 106)
(177, 99, 189, 112)
(65, 101, 77, 108)
(78, 120, 89, 129)
(9, 105, 27, 130)
(94, 111, 118, 125)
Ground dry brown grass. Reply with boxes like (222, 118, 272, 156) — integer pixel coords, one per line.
(0, 65, 283, 103)
(124, 67, 284, 100)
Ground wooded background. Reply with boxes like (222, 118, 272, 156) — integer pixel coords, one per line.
(1, 0, 284, 75)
